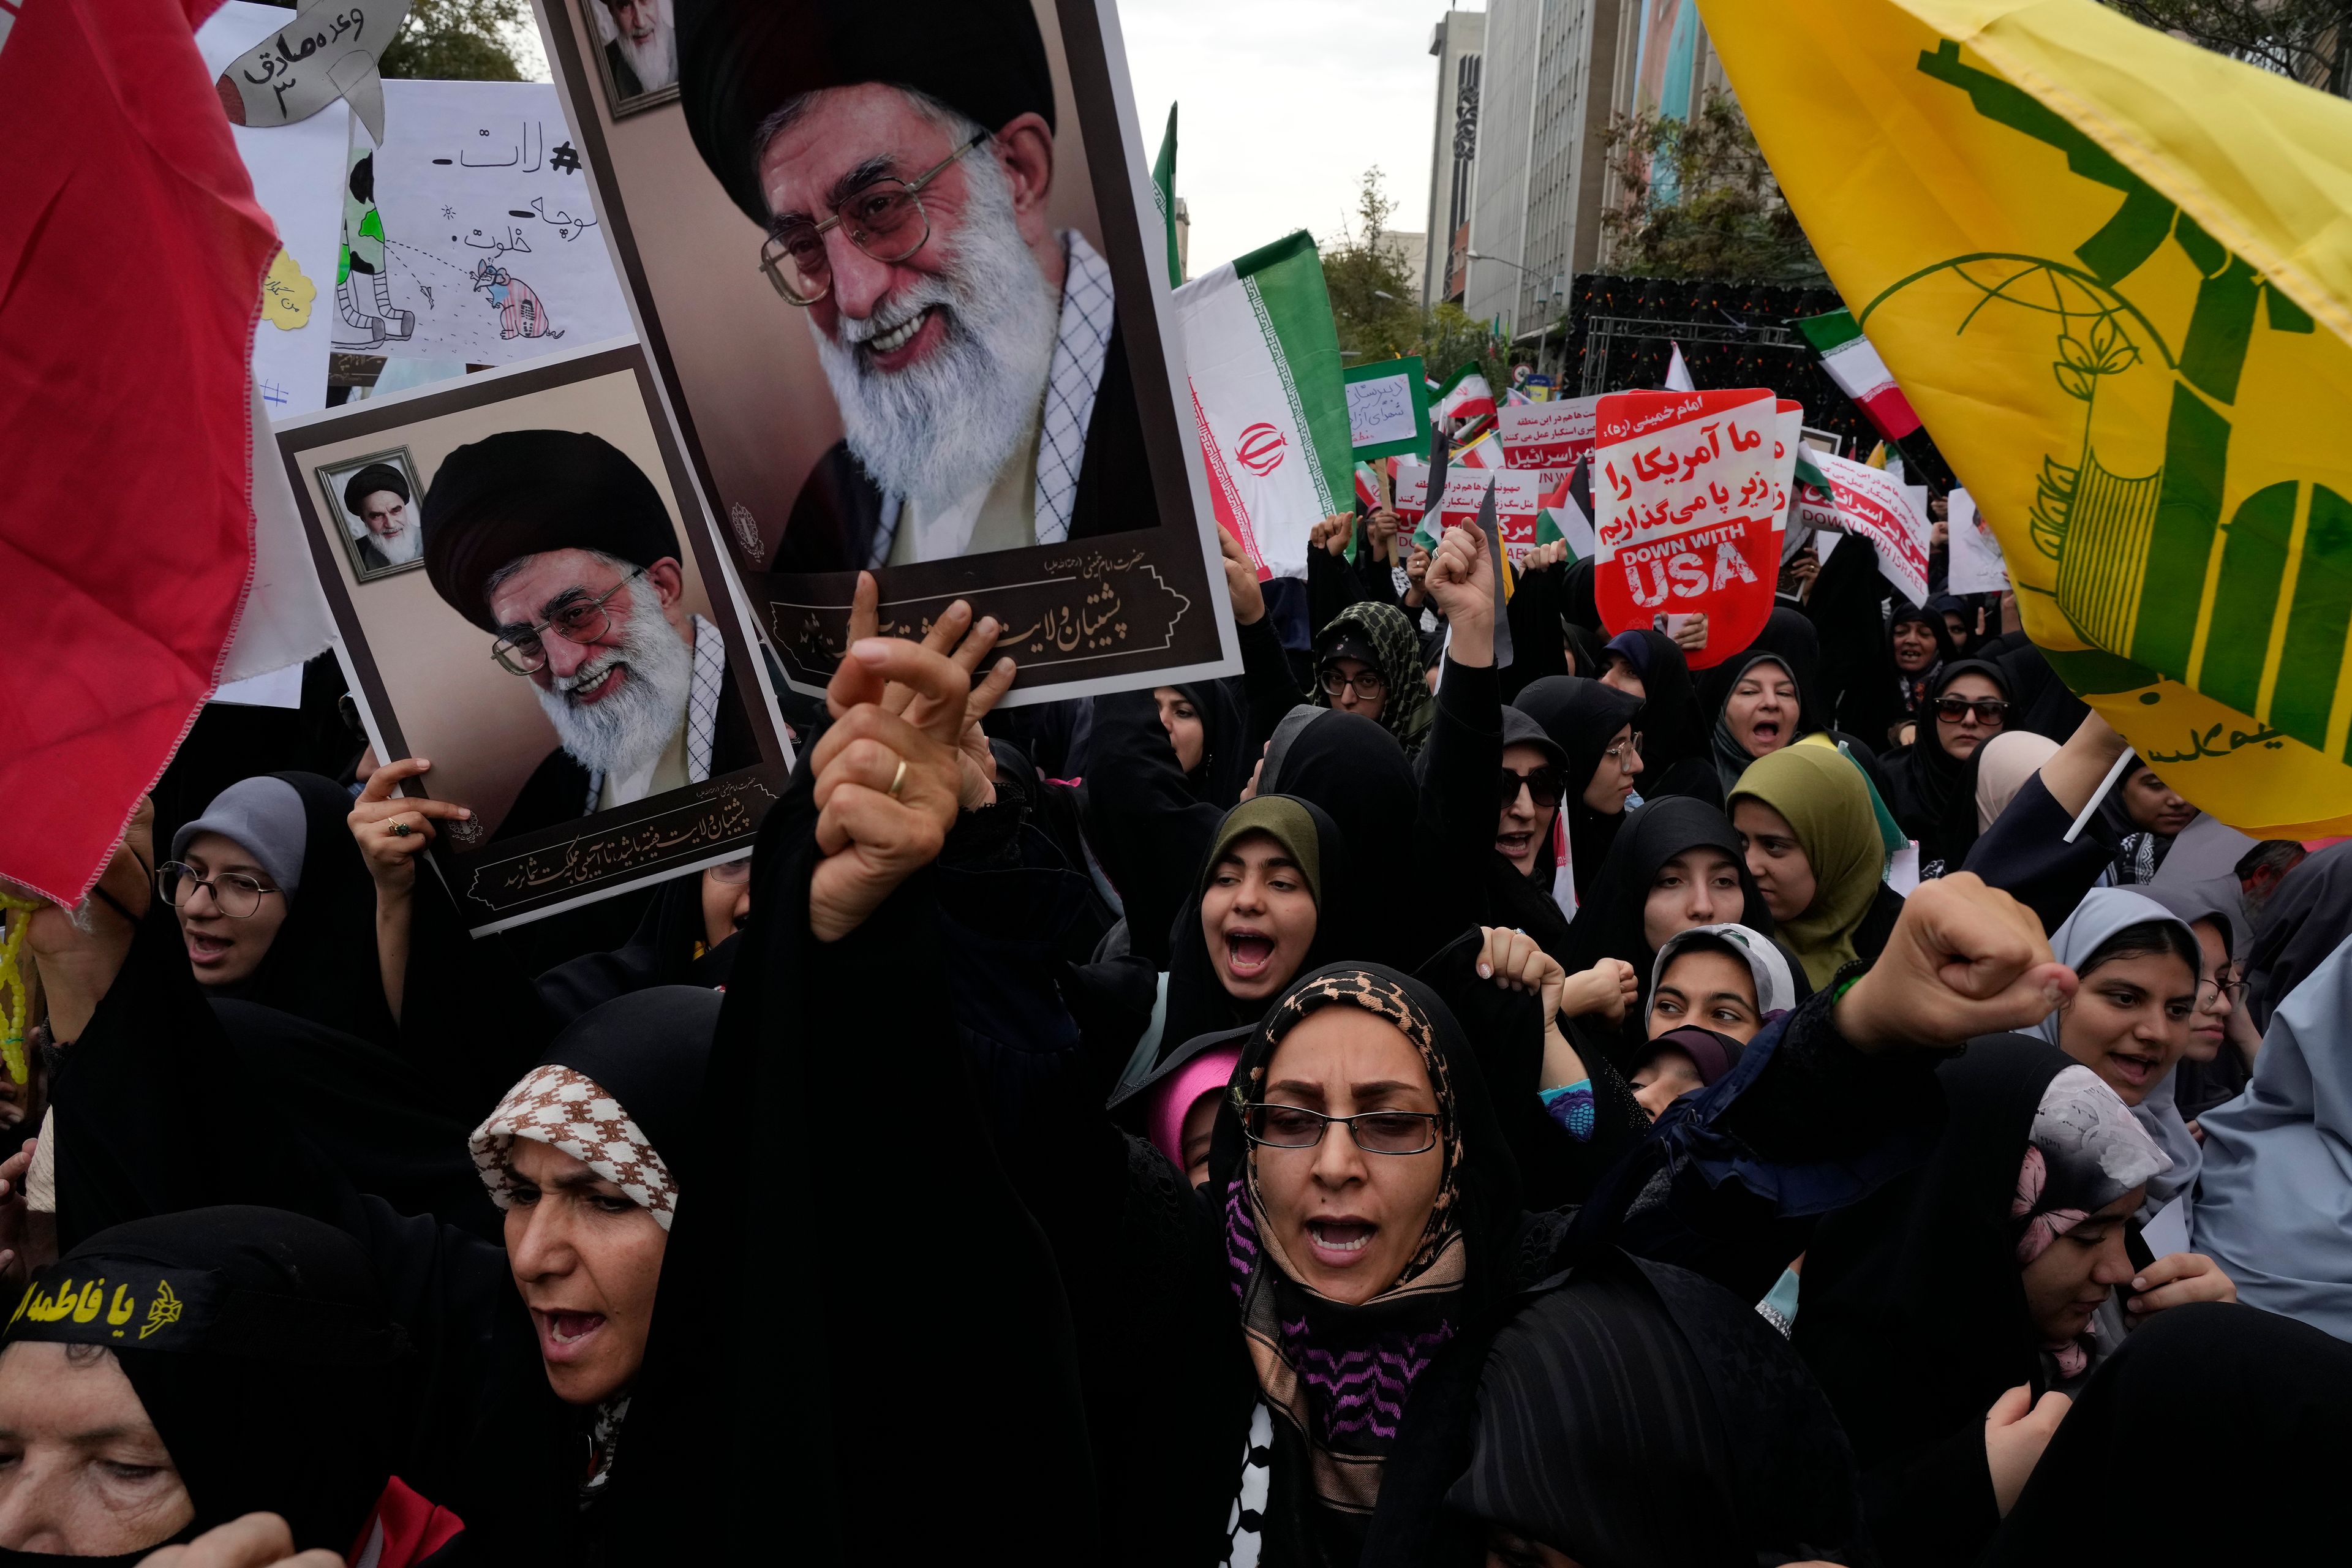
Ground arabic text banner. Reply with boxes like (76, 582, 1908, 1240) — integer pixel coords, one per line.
(1394, 467, 1547, 564)
(1593, 390, 1784, 668)
(1795, 447, 1932, 606)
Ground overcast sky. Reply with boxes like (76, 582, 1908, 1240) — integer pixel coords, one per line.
(1115, 0, 1462, 274)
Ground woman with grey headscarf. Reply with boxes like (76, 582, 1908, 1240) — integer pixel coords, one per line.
(1797, 1036, 2226, 1564)
(2032, 888, 2205, 1214)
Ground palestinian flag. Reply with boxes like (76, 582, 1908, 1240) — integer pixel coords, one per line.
(1432, 361, 1496, 421)
(1795, 309, 1922, 441)
(1536, 473, 1597, 563)
(1175, 230, 1354, 581)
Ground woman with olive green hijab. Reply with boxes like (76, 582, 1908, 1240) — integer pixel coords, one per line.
(1728, 744, 1905, 988)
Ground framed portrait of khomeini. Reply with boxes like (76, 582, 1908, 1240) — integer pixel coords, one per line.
(537, 0, 1241, 707)
(317, 447, 428, 582)
(578, 0, 681, 118)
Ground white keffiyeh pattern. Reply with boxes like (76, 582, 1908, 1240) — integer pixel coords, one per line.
(1033, 230, 1116, 546)
(470, 1064, 680, 1231)
(582, 613, 726, 816)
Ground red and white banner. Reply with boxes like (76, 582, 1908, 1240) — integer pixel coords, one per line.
(1592, 389, 1785, 668)
(1394, 466, 1547, 564)
(1792, 447, 1932, 606)
(1498, 395, 1601, 476)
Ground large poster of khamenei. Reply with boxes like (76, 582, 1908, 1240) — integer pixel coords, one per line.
(537, 0, 1237, 702)
(277, 344, 794, 934)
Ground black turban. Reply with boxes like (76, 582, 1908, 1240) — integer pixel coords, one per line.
(678, 0, 1058, 227)
(421, 428, 679, 632)
(341, 461, 409, 518)
(4, 1207, 407, 1555)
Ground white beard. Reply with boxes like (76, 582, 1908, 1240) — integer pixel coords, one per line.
(615, 19, 675, 92)
(810, 148, 1058, 508)
(535, 594, 693, 783)
(370, 526, 421, 565)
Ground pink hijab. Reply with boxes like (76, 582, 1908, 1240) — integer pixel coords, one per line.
(1145, 1047, 1243, 1175)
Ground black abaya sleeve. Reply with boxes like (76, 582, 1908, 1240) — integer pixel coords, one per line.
(612, 770, 1204, 1566)
(1500, 563, 1569, 703)
(1804, 541, 1898, 741)
(1237, 612, 1308, 758)
(1080, 688, 1223, 967)
(1575, 982, 1947, 1302)
(1959, 771, 2117, 935)
(1414, 657, 1507, 967)
(1306, 540, 1368, 636)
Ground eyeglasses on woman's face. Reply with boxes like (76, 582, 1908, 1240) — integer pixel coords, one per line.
(1601, 732, 1644, 767)
(706, 857, 753, 886)
(156, 862, 281, 918)
(2196, 976, 2249, 1008)
(1319, 663, 1385, 699)
(1934, 696, 2009, 724)
(757, 130, 989, 306)
(1498, 766, 1562, 812)
(1241, 1103, 1440, 1156)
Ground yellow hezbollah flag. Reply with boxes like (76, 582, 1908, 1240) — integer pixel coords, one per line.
(1700, 0, 2352, 835)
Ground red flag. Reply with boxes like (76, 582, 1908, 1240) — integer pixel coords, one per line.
(0, 0, 276, 903)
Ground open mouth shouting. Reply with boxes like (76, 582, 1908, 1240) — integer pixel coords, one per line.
(1495, 828, 1536, 869)
(1305, 1216, 1378, 1268)
(1223, 927, 1278, 982)
(184, 928, 236, 970)
(2104, 1047, 2164, 1096)
(533, 1308, 608, 1364)
(1747, 718, 1782, 747)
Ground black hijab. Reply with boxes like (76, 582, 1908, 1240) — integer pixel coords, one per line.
(1447, 1249, 1867, 1568)
(1263, 707, 1417, 889)
(1480, 707, 1576, 962)
(2, 1207, 409, 1556)
(189, 771, 395, 1045)
(537, 869, 742, 1025)
(1162, 795, 1361, 1058)
(1562, 797, 1782, 1055)
(1888, 601, 1959, 718)
(1512, 677, 1643, 895)
(2242, 838, 2352, 1031)
(1601, 629, 1713, 802)
(1203, 962, 1526, 1567)
(1173, 676, 1254, 810)
(1888, 658, 2011, 875)
(1796, 1036, 2162, 1563)
(1697, 606, 1827, 739)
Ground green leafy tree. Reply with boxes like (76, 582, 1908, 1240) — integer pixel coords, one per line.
(1320, 168, 1512, 394)
(255, 0, 530, 80)
(1599, 91, 1825, 286)
(2104, 0, 2352, 92)
(379, 0, 530, 81)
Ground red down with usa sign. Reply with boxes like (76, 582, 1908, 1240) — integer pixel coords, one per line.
(1592, 390, 1787, 671)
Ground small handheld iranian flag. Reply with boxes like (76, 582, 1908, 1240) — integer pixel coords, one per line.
(1175, 230, 1353, 581)
(1795, 309, 1921, 440)
(1432, 361, 1496, 421)
(1150, 104, 1181, 289)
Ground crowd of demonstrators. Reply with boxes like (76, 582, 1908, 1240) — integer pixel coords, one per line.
(7, 480, 2352, 1561)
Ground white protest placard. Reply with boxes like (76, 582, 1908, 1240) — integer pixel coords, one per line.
(1793, 447, 1931, 606)
(354, 81, 635, 365)
(1499, 394, 1600, 476)
(1393, 467, 1548, 564)
(1341, 356, 1430, 459)
(1947, 488, 2010, 594)
(198, 2, 354, 420)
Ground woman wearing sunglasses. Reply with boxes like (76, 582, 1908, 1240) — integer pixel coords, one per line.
(1887, 659, 2013, 879)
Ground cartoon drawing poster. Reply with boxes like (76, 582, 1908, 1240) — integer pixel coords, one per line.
(197, 2, 353, 420)
(353, 81, 634, 366)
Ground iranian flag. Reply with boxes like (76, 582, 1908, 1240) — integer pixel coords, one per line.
(1796, 309, 1922, 440)
(1433, 361, 1496, 421)
(1175, 230, 1354, 580)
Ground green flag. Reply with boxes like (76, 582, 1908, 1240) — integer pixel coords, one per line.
(1151, 104, 1180, 288)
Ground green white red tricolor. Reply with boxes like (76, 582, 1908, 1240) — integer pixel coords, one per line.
(1795, 308, 1922, 440)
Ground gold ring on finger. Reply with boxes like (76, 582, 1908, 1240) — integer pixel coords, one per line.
(888, 758, 909, 799)
(390, 820, 411, 838)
